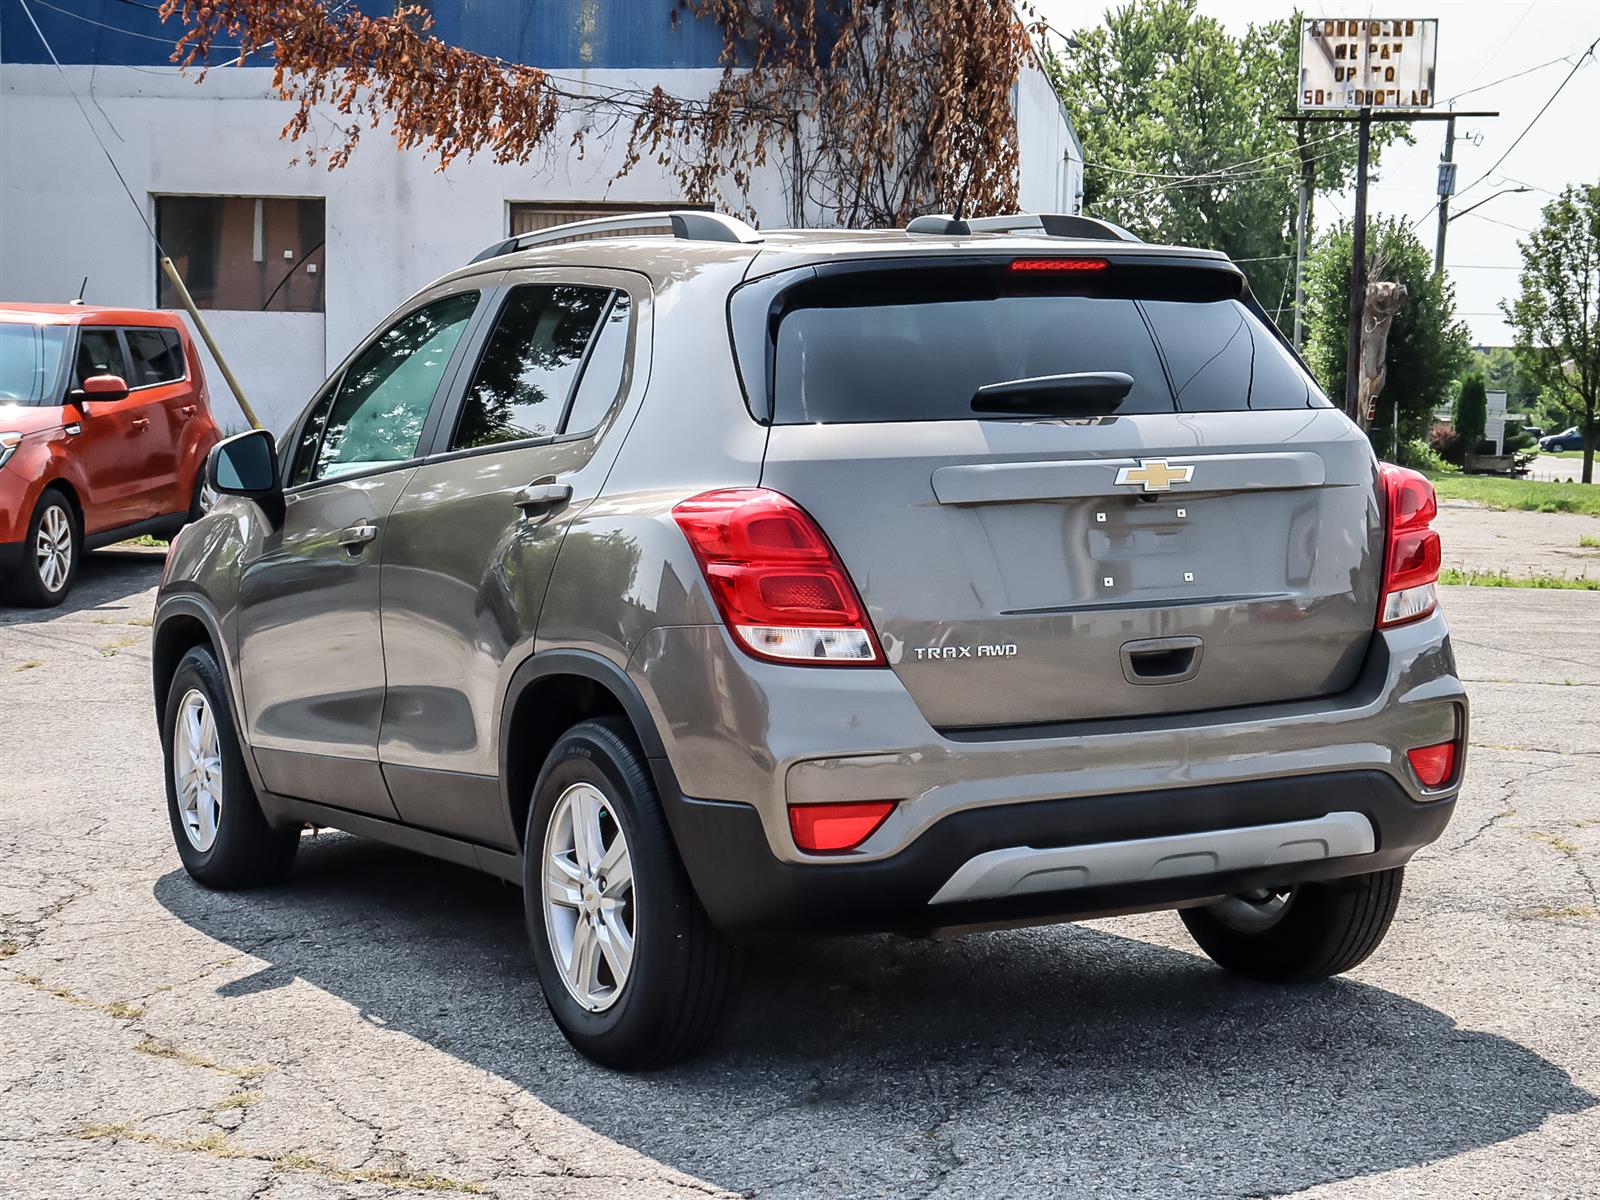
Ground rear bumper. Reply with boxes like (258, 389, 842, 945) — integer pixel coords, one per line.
(666, 770, 1454, 936)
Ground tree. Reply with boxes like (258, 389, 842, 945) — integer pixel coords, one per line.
(1047, 1, 1407, 334)
(1302, 217, 1470, 456)
(1453, 371, 1488, 454)
(1473, 345, 1539, 413)
(1502, 183, 1600, 483)
(158, 0, 1037, 227)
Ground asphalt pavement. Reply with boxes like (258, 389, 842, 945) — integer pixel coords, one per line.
(1, 548, 1596, 1199)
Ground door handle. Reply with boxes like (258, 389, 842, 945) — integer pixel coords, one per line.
(179, 404, 198, 418)
(130, 417, 150, 431)
(513, 480, 573, 517)
(337, 521, 380, 550)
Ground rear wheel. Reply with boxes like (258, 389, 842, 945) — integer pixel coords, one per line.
(1179, 867, 1404, 982)
(7, 489, 78, 607)
(162, 645, 299, 888)
(524, 717, 737, 1069)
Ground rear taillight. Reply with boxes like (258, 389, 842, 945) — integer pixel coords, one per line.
(1407, 740, 1458, 789)
(672, 488, 883, 665)
(1377, 464, 1441, 628)
(789, 801, 896, 853)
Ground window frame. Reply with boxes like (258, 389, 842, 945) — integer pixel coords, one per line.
(278, 280, 492, 496)
(419, 265, 647, 467)
(120, 326, 191, 392)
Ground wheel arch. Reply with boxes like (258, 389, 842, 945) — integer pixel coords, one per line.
(498, 649, 674, 849)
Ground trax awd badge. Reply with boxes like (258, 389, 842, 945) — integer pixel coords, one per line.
(914, 644, 1019, 661)
(1116, 459, 1195, 492)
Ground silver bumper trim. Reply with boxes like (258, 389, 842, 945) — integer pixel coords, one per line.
(927, 811, 1377, 905)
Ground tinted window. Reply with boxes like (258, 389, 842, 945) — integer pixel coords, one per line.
(564, 292, 631, 433)
(124, 328, 186, 387)
(452, 285, 612, 450)
(307, 292, 477, 482)
(1142, 300, 1325, 411)
(75, 329, 127, 387)
(774, 294, 1171, 424)
(0, 324, 70, 405)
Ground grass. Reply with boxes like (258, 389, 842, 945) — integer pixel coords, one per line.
(122, 534, 169, 548)
(1439, 568, 1600, 590)
(1580, 534, 1600, 550)
(1427, 472, 1600, 516)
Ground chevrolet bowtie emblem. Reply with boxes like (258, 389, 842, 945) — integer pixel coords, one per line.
(1115, 459, 1194, 492)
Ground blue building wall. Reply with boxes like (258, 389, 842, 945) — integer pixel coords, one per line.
(1, 0, 732, 69)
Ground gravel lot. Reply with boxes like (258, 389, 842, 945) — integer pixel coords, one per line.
(2, 548, 1596, 1199)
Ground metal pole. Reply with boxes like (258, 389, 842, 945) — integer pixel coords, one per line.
(1433, 115, 1456, 276)
(1293, 178, 1309, 351)
(1343, 109, 1371, 420)
(159, 256, 262, 430)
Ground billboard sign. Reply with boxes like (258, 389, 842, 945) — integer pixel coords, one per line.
(1299, 18, 1438, 110)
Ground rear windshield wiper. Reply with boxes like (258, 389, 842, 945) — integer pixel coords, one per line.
(971, 371, 1134, 417)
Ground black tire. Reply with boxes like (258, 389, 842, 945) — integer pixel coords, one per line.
(161, 645, 299, 889)
(523, 717, 738, 1069)
(6, 488, 78, 607)
(1179, 868, 1404, 983)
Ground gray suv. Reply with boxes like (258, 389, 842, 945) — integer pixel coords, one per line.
(153, 211, 1466, 1068)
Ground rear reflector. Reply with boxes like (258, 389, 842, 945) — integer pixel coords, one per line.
(1407, 740, 1458, 789)
(1010, 258, 1108, 272)
(789, 801, 896, 853)
(672, 488, 883, 665)
(1377, 464, 1441, 628)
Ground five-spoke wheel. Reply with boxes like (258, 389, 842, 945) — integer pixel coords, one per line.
(541, 781, 636, 1012)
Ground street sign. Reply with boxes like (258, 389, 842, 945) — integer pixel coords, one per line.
(1299, 18, 1438, 110)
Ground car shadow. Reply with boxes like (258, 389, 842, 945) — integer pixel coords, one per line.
(155, 834, 1594, 1198)
(0, 545, 166, 620)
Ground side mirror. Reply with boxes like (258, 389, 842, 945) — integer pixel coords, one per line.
(79, 373, 130, 406)
(205, 429, 283, 523)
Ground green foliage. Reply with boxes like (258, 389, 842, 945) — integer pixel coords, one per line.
(1303, 217, 1470, 452)
(1048, 1, 1408, 333)
(1473, 345, 1539, 412)
(1427, 472, 1600, 517)
(1398, 437, 1450, 474)
(1454, 371, 1488, 452)
(1502, 183, 1600, 483)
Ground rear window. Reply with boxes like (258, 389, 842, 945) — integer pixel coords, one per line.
(754, 262, 1329, 424)
(124, 328, 186, 387)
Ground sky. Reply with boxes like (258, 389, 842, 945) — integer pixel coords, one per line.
(1035, 0, 1600, 346)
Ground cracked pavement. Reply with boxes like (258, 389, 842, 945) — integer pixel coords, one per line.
(1, 547, 1597, 1198)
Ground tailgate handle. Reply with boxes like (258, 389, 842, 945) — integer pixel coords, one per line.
(1121, 636, 1203, 685)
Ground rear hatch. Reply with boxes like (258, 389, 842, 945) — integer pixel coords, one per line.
(736, 251, 1384, 729)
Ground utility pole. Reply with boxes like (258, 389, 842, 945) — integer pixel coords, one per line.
(1433, 115, 1457, 277)
(1343, 108, 1372, 420)
(1292, 118, 1313, 350)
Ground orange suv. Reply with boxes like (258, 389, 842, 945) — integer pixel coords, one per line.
(0, 304, 221, 605)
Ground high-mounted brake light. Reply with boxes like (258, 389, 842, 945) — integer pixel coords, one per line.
(1009, 258, 1109, 272)
(789, 801, 896, 853)
(672, 488, 883, 665)
(1377, 463, 1441, 628)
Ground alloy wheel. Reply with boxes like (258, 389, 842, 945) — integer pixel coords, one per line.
(35, 504, 72, 594)
(541, 781, 636, 1012)
(174, 689, 223, 852)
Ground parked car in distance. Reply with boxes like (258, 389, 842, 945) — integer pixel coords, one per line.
(1539, 427, 1584, 452)
(1520, 425, 1544, 442)
(154, 210, 1466, 1069)
(0, 304, 220, 605)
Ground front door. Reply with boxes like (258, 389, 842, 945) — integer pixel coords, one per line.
(236, 289, 481, 815)
(376, 271, 644, 846)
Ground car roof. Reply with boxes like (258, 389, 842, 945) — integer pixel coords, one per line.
(432, 227, 1235, 293)
(0, 303, 188, 328)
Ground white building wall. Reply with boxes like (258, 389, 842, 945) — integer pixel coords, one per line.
(1015, 56, 1085, 217)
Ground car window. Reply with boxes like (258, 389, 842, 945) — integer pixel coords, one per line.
(0, 324, 70, 405)
(563, 292, 632, 433)
(124, 328, 187, 387)
(1141, 300, 1325, 411)
(451, 285, 613, 450)
(307, 292, 478, 482)
(75, 328, 128, 388)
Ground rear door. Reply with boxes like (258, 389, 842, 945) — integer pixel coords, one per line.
(67, 327, 159, 530)
(745, 254, 1384, 730)
(122, 326, 195, 518)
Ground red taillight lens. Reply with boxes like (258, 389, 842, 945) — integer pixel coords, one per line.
(1009, 258, 1108, 272)
(1407, 740, 1458, 789)
(1378, 464, 1441, 628)
(672, 488, 883, 665)
(789, 801, 896, 853)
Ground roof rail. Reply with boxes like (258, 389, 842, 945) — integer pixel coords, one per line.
(904, 211, 1142, 243)
(470, 209, 762, 264)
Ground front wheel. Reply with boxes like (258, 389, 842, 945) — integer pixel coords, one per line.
(1179, 867, 1404, 982)
(524, 718, 737, 1069)
(7, 489, 78, 607)
(162, 645, 299, 888)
